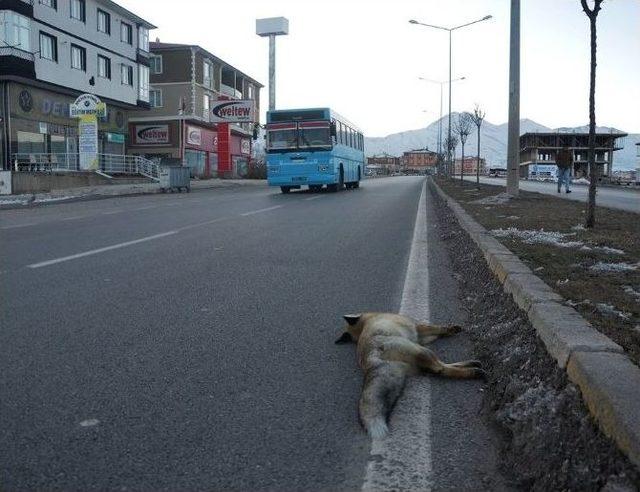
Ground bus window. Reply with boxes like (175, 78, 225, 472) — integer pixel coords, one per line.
(299, 122, 332, 149)
(266, 124, 298, 151)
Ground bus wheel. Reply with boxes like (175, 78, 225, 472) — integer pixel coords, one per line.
(327, 183, 338, 192)
(309, 185, 322, 192)
(280, 186, 291, 194)
(354, 181, 360, 189)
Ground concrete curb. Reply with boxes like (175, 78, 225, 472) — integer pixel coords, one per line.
(430, 178, 640, 469)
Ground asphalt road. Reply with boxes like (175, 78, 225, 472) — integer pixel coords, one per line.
(0, 177, 508, 490)
(462, 176, 640, 213)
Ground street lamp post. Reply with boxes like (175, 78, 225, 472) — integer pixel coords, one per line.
(418, 76, 466, 159)
(256, 17, 289, 111)
(506, 0, 520, 196)
(410, 15, 492, 176)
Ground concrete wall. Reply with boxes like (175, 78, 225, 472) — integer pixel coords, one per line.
(12, 172, 148, 193)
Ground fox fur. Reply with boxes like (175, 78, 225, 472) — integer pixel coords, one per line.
(335, 312, 485, 439)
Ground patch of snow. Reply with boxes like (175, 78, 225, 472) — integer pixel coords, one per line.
(596, 303, 631, 320)
(622, 286, 640, 301)
(594, 246, 625, 255)
(590, 262, 639, 273)
(491, 228, 585, 248)
(573, 177, 590, 185)
(36, 196, 80, 203)
(571, 224, 586, 231)
(471, 192, 513, 205)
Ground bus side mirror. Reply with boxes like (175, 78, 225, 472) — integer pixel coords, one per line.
(330, 122, 337, 137)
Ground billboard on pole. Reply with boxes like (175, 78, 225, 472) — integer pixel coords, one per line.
(210, 100, 255, 123)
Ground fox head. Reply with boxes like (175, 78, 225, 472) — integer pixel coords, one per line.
(335, 314, 364, 344)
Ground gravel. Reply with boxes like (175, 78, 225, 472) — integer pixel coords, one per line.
(430, 183, 640, 491)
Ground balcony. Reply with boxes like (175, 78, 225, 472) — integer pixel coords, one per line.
(220, 83, 241, 99)
(0, 46, 35, 78)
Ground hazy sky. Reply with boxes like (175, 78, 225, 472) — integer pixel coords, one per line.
(119, 0, 640, 137)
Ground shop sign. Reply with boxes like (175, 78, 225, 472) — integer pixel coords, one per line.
(241, 138, 251, 155)
(39, 122, 48, 134)
(78, 118, 99, 170)
(135, 125, 170, 144)
(107, 132, 125, 144)
(210, 100, 255, 123)
(186, 126, 202, 146)
(70, 94, 107, 118)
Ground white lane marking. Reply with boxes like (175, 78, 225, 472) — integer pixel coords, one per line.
(131, 205, 157, 211)
(178, 216, 228, 232)
(0, 222, 39, 230)
(27, 231, 178, 269)
(79, 418, 100, 427)
(102, 210, 123, 215)
(305, 195, 323, 201)
(362, 179, 433, 492)
(240, 205, 283, 217)
(61, 215, 88, 221)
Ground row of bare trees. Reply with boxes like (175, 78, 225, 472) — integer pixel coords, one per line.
(442, 106, 486, 184)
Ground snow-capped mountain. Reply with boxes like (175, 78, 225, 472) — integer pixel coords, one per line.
(364, 115, 639, 170)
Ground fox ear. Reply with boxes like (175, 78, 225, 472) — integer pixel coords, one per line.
(343, 314, 361, 326)
(335, 332, 354, 344)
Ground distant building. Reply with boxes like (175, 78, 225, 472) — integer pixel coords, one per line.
(519, 132, 627, 179)
(454, 156, 486, 175)
(127, 42, 262, 178)
(366, 154, 400, 174)
(400, 149, 438, 172)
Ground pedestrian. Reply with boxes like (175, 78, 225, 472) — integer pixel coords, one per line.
(556, 144, 573, 193)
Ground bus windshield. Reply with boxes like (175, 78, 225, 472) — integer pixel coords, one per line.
(267, 125, 297, 151)
(298, 124, 331, 150)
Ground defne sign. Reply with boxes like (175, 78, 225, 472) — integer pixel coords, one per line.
(210, 100, 255, 123)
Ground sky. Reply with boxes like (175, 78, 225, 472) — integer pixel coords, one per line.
(119, 0, 640, 137)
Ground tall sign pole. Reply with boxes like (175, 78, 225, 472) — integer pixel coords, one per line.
(256, 17, 289, 112)
(506, 0, 520, 196)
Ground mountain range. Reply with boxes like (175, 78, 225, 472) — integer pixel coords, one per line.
(364, 115, 639, 170)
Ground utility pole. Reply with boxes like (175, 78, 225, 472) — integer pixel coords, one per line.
(256, 17, 289, 111)
(506, 0, 520, 196)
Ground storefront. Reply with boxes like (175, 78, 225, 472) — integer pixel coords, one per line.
(127, 119, 252, 178)
(1, 82, 128, 169)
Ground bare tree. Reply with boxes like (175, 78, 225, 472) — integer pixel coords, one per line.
(454, 113, 473, 183)
(469, 105, 486, 186)
(445, 134, 459, 177)
(581, 0, 604, 228)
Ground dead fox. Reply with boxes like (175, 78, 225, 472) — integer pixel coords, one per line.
(335, 312, 485, 438)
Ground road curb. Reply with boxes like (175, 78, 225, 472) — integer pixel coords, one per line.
(430, 178, 640, 469)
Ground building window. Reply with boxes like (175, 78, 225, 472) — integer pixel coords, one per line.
(138, 26, 149, 52)
(149, 89, 162, 108)
(203, 94, 211, 119)
(40, 0, 57, 9)
(70, 0, 85, 22)
(138, 65, 149, 101)
(97, 9, 110, 35)
(39, 32, 57, 61)
(121, 64, 133, 86)
(247, 84, 254, 100)
(98, 54, 111, 79)
(0, 12, 31, 51)
(203, 60, 214, 89)
(70, 44, 85, 71)
(120, 22, 132, 44)
(149, 55, 162, 74)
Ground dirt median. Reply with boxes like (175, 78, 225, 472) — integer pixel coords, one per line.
(429, 180, 640, 490)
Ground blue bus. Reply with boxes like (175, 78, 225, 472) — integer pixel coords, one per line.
(265, 108, 365, 193)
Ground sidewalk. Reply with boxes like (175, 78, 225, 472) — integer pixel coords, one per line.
(0, 178, 267, 209)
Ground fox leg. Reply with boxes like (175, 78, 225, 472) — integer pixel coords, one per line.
(381, 338, 484, 379)
(416, 323, 462, 345)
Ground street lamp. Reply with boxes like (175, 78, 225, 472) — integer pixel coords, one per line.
(409, 15, 492, 175)
(418, 76, 466, 158)
(256, 17, 289, 111)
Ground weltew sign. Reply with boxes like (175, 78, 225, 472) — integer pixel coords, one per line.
(135, 125, 170, 144)
(210, 100, 255, 123)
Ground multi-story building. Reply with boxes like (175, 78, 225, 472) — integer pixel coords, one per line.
(400, 149, 438, 173)
(127, 42, 262, 178)
(454, 156, 487, 175)
(519, 132, 627, 179)
(0, 0, 155, 169)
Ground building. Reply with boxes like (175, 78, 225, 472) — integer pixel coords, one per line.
(400, 149, 438, 173)
(519, 132, 627, 180)
(0, 0, 155, 169)
(127, 42, 262, 178)
(454, 156, 487, 175)
(366, 154, 400, 174)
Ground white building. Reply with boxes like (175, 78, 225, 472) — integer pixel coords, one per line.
(0, 0, 155, 168)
